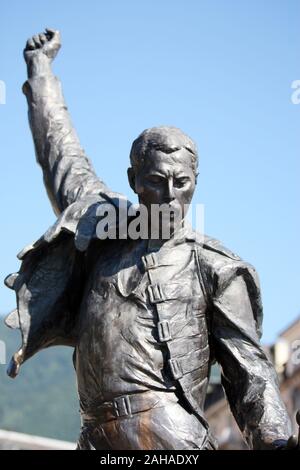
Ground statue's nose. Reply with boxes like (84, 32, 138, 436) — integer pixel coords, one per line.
(165, 179, 175, 202)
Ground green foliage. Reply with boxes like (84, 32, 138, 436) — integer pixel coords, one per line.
(0, 319, 80, 442)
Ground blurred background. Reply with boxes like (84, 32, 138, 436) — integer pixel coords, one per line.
(0, 0, 299, 449)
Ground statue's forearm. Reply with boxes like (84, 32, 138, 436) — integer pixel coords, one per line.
(212, 267, 292, 450)
(26, 54, 53, 79)
(219, 339, 292, 449)
(23, 30, 107, 214)
(24, 58, 106, 214)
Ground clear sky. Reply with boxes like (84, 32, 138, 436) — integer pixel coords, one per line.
(0, 0, 299, 343)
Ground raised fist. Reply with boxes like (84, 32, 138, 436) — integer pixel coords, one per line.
(24, 28, 61, 64)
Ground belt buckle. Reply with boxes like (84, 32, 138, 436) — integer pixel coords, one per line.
(113, 395, 132, 418)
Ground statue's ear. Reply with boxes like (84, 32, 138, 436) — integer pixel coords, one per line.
(127, 167, 137, 193)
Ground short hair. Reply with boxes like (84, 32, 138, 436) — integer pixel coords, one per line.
(129, 126, 198, 176)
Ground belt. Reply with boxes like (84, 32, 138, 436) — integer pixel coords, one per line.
(81, 390, 178, 424)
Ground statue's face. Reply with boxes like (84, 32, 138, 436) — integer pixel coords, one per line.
(129, 148, 196, 236)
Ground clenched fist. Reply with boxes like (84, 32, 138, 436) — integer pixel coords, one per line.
(24, 28, 61, 76)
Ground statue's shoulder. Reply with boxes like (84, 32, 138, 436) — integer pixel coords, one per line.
(201, 235, 241, 261)
(186, 229, 242, 262)
(188, 229, 263, 340)
(17, 190, 132, 259)
(187, 229, 258, 283)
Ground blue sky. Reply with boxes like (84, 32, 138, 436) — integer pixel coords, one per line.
(0, 0, 299, 343)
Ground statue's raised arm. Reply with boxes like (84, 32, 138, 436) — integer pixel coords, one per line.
(23, 28, 108, 215)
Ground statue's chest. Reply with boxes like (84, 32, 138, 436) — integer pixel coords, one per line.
(78, 241, 209, 361)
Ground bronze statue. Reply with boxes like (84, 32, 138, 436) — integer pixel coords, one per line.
(3, 28, 297, 450)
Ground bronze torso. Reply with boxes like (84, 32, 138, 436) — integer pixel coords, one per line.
(76, 236, 210, 423)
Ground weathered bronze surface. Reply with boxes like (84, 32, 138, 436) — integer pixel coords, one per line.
(4, 29, 296, 450)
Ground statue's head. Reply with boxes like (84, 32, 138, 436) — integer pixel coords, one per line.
(128, 126, 198, 237)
